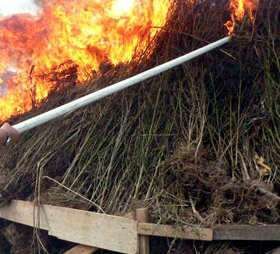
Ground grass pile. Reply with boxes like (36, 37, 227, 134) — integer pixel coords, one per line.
(0, 0, 279, 253)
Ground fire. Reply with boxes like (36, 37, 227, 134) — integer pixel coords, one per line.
(0, 0, 259, 122)
(226, 0, 258, 34)
(0, 0, 171, 121)
(111, 0, 135, 16)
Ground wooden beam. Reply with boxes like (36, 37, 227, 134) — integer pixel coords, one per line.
(64, 245, 97, 254)
(0, 200, 138, 254)
(269, 247, 280, 254)
(213, 225, 280, 241)
(138, 223, 213, 241)
(136, 208, 150, 254)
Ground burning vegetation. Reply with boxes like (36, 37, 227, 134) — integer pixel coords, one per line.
(0, 0, 257, 122)
(0, 0, 171, 121)
(0, 0, 279, 253)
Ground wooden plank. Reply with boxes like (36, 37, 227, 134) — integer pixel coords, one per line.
(45, 205, 138, 253)
(213, 225, 280, 241)
(269, 248, 280, 254)
(64, 245, 97, 254)
(136, 208, 150, 254)
(0, 200, 138, 254)
(138, 223, 213, 241)
(2, 200, 280, 252)
(0, 199, 49, 230)
(63, 211, 137, 254)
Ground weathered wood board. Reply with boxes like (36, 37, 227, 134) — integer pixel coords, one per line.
(138, 223, 213, 241)
(0, 200, 138, 254)
(214, 225, 280, 241)
(64, 245, 98, 254)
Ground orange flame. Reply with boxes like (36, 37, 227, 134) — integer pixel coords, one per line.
(0, 0, 171, 121)
(226, 0, 257, 34)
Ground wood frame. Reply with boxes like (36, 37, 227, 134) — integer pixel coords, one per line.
(0, 200, 279, 254)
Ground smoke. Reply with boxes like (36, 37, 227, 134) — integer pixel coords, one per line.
(0, 0, 40, 17)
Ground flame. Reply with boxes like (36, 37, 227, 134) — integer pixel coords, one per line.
(226, 0, 258, 34)
(0, 0, 171, 121)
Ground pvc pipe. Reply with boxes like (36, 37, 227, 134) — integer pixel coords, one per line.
(12, 36, 231, 134)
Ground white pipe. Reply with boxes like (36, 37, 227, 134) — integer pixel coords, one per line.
(12, 36, 231, 134)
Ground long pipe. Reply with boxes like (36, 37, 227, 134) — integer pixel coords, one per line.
(12, 36, 231, 134)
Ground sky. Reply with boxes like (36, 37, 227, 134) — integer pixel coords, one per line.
(0, 0, 39, 16)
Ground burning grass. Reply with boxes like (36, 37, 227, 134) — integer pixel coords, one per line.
(0, 0, 279, 253)
(0, 0, 172, 121)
